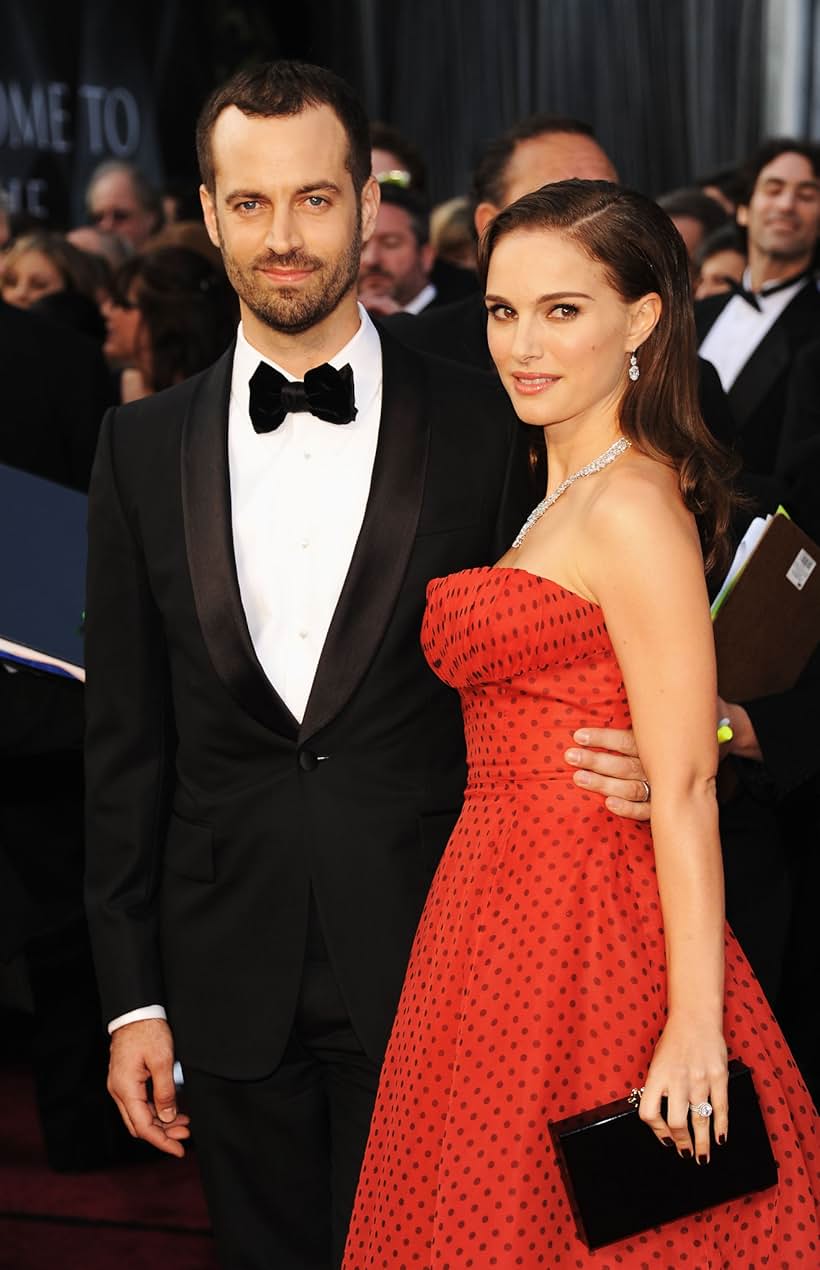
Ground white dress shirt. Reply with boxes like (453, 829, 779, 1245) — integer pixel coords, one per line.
(402, 282, 437, 315)
(698, 269, 810, 392)
(108, 304, 383, 1034)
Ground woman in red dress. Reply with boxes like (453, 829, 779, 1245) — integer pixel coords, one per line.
(344, 181, 818, 1267)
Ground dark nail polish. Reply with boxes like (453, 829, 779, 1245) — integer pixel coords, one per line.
(661, 1136, 675, 1148)
(697, 1154, 708, 1166)
(718, 1133, 727, 1146)
(680, 1148, 692, 1159)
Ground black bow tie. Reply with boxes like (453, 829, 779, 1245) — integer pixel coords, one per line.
(248, 361, 357, 434)
(728, 268, 813, 312)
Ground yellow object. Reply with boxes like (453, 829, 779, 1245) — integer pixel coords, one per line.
(717, 718, 734, 744)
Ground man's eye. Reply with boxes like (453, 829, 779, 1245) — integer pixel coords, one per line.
(238, 201, 260, 212)
(305, 195, 328, 208)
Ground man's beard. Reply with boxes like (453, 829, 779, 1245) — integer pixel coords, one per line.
(219, 218, 363, 334)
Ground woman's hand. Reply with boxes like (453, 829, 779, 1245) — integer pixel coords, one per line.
(638, 1015, 728, 1163)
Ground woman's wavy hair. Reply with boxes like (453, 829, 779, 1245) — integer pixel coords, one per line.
(115, 246, 238, 392)
(478, 179, 738, 575)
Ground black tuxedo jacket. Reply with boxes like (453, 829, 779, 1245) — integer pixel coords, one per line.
(695, 282, 820, 478)
(84, 329, 532, 1080)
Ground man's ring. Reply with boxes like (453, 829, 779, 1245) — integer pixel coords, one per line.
(638, 780, 650, 803)
(689, 1100, 713, 1118)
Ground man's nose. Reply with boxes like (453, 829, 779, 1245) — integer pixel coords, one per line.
(264, 206, 303, 255)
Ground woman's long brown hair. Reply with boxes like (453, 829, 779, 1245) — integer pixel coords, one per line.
(478, 180, 738, 576)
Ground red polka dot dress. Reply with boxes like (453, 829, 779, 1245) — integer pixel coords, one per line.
(343, 567, 819, 1268)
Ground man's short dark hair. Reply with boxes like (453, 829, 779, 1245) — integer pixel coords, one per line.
(377, 184, 430, 246)
(370, 121, 427, 191)
(738, 137, 820, 205)
(656, 187, 728, 236)
(470, 114, 597, 210)
(196, 60, 372, 196)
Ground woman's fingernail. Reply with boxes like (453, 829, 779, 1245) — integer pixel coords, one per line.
(697, 1154, 708, 1166)
(574, 771, 592, 786)
(661, 1137, 675, 1148)
(574, 731, 590, 744)
(680, 1149, 692, 1159)
(718, 1133, 727, 1146)
(565, 749, 582, 764)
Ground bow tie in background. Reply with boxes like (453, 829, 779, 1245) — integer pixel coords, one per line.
(248, 361, 357, 434)
(727, 268, 812, 312)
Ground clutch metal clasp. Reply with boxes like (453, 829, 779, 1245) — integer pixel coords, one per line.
(628, 1086, 645, 1108)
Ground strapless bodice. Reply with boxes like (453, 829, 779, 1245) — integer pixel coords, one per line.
(422, 566, 631, 784)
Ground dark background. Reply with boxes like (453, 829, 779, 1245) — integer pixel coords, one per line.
(1, 0, 768, 229)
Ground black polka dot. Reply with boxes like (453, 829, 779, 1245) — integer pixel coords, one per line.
(343, 568, 819, 1267)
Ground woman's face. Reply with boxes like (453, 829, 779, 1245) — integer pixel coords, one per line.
(1, 249, 65, 308)
(485, 228, 656, 432)
(101, 285, 143, 364)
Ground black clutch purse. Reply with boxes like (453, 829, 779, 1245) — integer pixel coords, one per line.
(548, 1059, 778, 1251)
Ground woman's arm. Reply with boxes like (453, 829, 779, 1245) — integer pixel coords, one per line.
(579, 468, 728, 1162)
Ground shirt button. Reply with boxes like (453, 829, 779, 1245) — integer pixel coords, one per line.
(298, 750, 319, 772)
(301, 539, 310, 549)
(298, 630, 308, 640)
(304, 451, 312, 460)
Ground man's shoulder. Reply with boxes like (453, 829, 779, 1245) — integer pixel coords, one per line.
(110, 347, 232, 436)
(378, 322, 511, 418)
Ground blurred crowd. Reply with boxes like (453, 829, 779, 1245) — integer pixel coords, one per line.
(1, 108, 819, 1172)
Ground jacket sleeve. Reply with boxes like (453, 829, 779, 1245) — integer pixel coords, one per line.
(84, 408, 175, 1020)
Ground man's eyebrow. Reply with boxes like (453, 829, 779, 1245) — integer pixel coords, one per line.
(222, 181, 343, 203)
(294, 181, 342, 196)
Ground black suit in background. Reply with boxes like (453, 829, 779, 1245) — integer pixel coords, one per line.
(386, 293, 738, 447)
(0, 300, 122, 1169)
(84, 328, 531, 1267)
(0, 299, 113, 492)
(695, 281, 820, 503)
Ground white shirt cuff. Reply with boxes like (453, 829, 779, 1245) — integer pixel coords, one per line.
(108, 1005, 168, 1034)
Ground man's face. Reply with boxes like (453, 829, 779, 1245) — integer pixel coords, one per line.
(738, 151, 820, 264)
(475, 131, 618, 236)
(501, 132, 617, 206)
(358, 203, 433, 308)
(87, 170, 156, 249)
(201, 105, 378, 336)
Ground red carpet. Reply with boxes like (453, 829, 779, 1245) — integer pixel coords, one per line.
(0, 1064, 218, 1269)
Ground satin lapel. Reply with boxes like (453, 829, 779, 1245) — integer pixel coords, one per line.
(728, 318, 790, 430)
(181, 346, 299, 739)
(299, 332, 430, 742)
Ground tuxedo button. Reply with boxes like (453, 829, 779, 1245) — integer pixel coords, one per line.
(298, 749, 319, 772)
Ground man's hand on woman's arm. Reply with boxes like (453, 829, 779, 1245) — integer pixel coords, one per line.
(564, 726, 652, 820)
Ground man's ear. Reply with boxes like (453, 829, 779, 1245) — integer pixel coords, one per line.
(421, 241, 435, 277)
(736, 203, 749, 228)
(474, 202, 500, 238)
(200, 185, 220, 249)
(360, 175, 381, 245)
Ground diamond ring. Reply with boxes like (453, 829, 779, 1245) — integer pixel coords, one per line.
(689, 1100, 713, 1118)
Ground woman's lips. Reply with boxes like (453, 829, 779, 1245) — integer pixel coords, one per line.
(512, 373, 560, 395)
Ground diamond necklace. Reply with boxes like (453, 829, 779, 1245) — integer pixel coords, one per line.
(511, 436, 631, 549)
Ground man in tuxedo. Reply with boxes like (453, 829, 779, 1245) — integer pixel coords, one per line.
(357, 184, 437, 316)
(85, 62, 651, 1270)
(696, 138, 820, 494)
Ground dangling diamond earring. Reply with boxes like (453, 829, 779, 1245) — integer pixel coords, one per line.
(628, 351, 640, 382)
